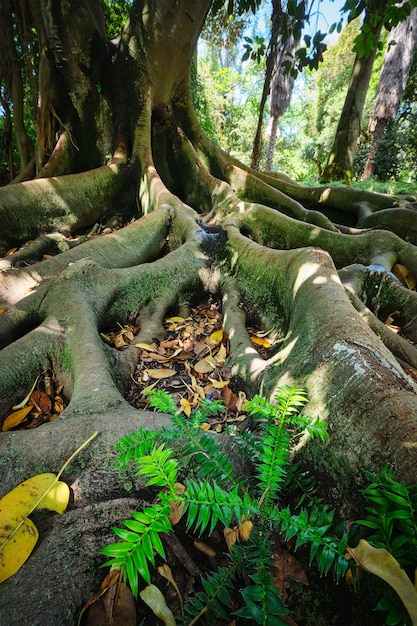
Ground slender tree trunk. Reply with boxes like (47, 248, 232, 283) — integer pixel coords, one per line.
(362, 7, 417, 179)
(322, 3, 384, 183)
(250, 0, 282, 169)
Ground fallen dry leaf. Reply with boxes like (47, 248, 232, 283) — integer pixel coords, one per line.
(394, 263, 417, 290)
(251, 335, 272, 348)
(29, 391, 52, 415)
(193, 355, 217, 373)
(145, 368, 177, 379)
(2, 406, 33, 432)
(209, 329, 223, 344)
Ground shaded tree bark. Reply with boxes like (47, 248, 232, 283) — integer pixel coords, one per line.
(2, 1, 417, 624)
(362, 7, 417, 180)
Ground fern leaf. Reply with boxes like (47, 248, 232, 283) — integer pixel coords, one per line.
(100, 503, 172, 597)
(142, 387, 178, 415)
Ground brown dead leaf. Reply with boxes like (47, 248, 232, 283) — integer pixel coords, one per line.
(83, 581, 136, 626)
(193, 356, 217, 373)
(271, 547, 309, 599)
(0, 308, 6, 315)
(222, 386, 239, 411)
(29, 391, 52, 415)
(194, 540, 216, 557)
(157, 564, 184, 615)
(224, 526, 240, 552)
(146, 368, 177, 379)
(2, 405, 33, 432)
(181, 337, 194, 352)
(394, 263, 417, 290)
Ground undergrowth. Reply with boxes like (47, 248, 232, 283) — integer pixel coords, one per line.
(99, 387, 417, 625)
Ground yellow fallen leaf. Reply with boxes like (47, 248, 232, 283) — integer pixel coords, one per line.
(146, 368, 177, 379)
(135, 342, 156, 351)
(2, 405, 33, 431)
(208, 378, 230, 389)
(209, 329, 223, 344)
(0, 474, 70, 584)
(224, 526, 239, 553)
(6, 247, 17, 255)
(193, 356, 217, 373)
(238, 520, 253, 542)
(348, 540, 417, 626)
(251, 335, 272, 348)
(201, 422, 211, 430)
(0, 433, 97, 584)
(0, 518, 38, 583)
(165, 316, 185, 323)
(180, 397, 192, 417)
(140, 585, 176, 626)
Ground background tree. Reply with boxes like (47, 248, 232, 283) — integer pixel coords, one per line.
(321, 0, 386, 182)
(264, 12, 299, 170)
(2, 1, 417, 623)
(362, 7, 417, 180)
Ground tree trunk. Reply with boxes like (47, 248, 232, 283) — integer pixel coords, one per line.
(2, 1, 417, 624)
(250, 0, 282, 169)
(321, 3, 384, 183)
(362, 7, 417, 180)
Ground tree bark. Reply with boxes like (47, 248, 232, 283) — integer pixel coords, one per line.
(322, 3, 384, 183)
(1, 1, 417, 624)
(362, 7, 417, 180)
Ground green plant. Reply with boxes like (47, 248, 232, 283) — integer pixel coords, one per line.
(100, 386, 350, 623)
(350, 466, 417, 626)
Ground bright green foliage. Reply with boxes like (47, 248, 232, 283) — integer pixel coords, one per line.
(275, 505, 349, 581)
(357, 466, 417, 567)
(102, 386, 348, 622)
(115, 427, 160, 471)
(233, 537, 290, 625)
(350, 466, 417, 625)
(100, 504, 172, 597)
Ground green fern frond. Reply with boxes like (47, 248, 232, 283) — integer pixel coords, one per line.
(274, 386, 308, 416)
(184, 480, 256, 535)
(182, 564, 236, 623)
(115, 427, 160, 471)
(135, 444, 179, 493)
(162, 419, 237, 485)
(357, 466, 417, 565)
(245, 394, 277, 422)
(256, 424, 292, 508)
(100, 503, 172, 597)
(275, 505, 349, 581)
(142, 387, 178, 415)
(234, 534, 290, 625)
